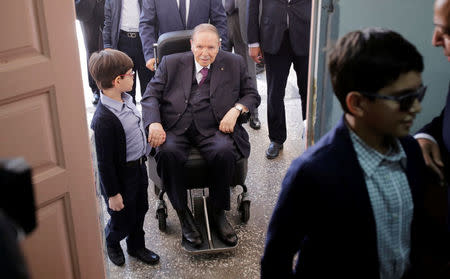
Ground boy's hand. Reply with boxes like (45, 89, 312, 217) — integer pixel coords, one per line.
(108, 193, 124, 211)
(148, 123, 166, 148)
(417, 138, 444, 180)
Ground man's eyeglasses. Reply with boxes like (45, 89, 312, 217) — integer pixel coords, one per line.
(119, 71, 135, 78)
(359, 85, 427, 111)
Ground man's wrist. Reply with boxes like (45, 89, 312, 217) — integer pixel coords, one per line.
(414, 133, 437, 144)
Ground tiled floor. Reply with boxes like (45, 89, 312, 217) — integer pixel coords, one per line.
(78, 22, 306, 279)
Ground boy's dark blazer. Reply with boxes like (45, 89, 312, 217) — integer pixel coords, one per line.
(261, 117, 429, 278)
(103, 0, 143, 49)
(90, 101, 127, 199)
(139, 0, 228, 62)
(247, 0, 311, 57)
(141, 50, 260, 158)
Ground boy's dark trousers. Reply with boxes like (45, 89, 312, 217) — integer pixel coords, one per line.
(104, 161, 149, 251)
(117, 31, 153, 104)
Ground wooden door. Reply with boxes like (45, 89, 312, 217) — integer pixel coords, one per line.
(0, 0, 105, 278)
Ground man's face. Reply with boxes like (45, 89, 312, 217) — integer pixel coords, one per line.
(362, 71, 423, 138)
(191, 31, 220, 67)
(433, 0, 450, 61)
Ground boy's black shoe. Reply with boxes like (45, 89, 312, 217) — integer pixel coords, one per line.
(127, 247, 160, 265)
(107, 245, 125, 266)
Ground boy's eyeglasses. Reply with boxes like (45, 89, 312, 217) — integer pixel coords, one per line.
(359, 85, 427, 111)
(119, 71, 135, 78)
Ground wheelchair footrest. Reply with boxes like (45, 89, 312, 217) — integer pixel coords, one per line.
(181, 196, 237, 254)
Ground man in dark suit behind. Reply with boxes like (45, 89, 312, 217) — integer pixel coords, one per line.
(139, 0, 228, 72)
(247, 0, 311, 159)
(74, 0, 105, 105)
(223, 0, 261, 130)
(141, 24, 260, 247)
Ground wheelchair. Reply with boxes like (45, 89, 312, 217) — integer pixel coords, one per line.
(147, 30, 251, 254)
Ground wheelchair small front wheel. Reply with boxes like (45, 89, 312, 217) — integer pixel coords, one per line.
(239, 200, 250, 223)
(157, 209, 167, 231)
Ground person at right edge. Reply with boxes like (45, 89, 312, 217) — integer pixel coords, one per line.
(414, 0, 450, 275)
(261, 28, 438, 278)
(247, 0, 311, 159)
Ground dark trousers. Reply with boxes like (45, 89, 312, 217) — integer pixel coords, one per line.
(105, 163, 149, 250)
(155, 124, 238, 211)
(79, 11, 104, 95)
(118, 31, 153, 104)
(264, 31, 309, 144)
(226, 12, 258, 118)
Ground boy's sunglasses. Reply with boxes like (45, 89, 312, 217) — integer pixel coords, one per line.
(359, 85, 427, 111)
(119, 70, 135, 77)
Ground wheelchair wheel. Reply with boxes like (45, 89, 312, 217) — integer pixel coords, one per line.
(239, 200, 250, 223)
(157, 209, 167, 231)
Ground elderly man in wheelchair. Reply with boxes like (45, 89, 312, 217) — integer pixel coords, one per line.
(141, 24, 260, 248)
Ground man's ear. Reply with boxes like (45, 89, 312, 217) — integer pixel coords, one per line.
(346, 91, 367, 117)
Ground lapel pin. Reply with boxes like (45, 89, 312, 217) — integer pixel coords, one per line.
(221, 67, 224, 71)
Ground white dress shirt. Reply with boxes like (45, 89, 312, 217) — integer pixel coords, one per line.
(120, 0, 140, 32)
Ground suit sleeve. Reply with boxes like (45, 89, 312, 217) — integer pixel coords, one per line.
(261, 159, 311, 278)
(247, 0, 260, 44)
(139, 0, 158, 62)
(92, 121, 121, 198)
(210, 0, 229, 51)
(236, 55, 260, 113)
(141, 56, 168, 129)
(102, 0, 113, 49)
(417, 109, 444, 144)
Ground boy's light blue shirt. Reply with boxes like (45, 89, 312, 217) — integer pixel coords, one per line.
(349, 129, 413, 279)
(101, 92, 147, 161)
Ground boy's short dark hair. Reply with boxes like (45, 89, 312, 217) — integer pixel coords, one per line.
(88, 49, 134, 90)
(328, 28, 424, 113)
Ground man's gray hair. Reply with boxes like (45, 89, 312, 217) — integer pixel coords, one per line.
(192, 23, 220, 40)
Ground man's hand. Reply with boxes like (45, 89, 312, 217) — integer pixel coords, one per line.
(108, 193, 124, 211)
(148, 123, 166, 148)
(146, 58, 156, 71)
(417, 138, 444, 180)
(219, 107, 241, 133)
(249, 46, 263, 63)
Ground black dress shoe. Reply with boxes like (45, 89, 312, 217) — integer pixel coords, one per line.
(107, 245, 125, 266)
(127, 247, 160, 265)
(176, 208, 203, 247)
(92, 90, 100, 105)
(249, 116, 261, 130)
(211, 209, 238, 246)
(265, 142, 283, 159)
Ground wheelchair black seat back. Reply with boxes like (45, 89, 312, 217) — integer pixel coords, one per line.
(146, 30, 251, 253)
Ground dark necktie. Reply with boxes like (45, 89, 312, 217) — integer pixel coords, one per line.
(199, 67, 209, 85)
(179, 0, 186, 29)
(224, 0, 236, 15)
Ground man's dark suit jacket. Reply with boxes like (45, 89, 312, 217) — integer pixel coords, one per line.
(75, 0, 96, 21)
(139, 0, 228, 62)
(141, 50, 260, 158)
(103, 0, 143, 49)
(261, 117, 429, 278)
(91, 101, 128, 199)
(418, 83, 450, 179)
(247, 0, 311, 57)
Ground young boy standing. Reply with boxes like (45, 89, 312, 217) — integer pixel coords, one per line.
(89, 49, 159, 266)
(261, 29, 431, 278)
